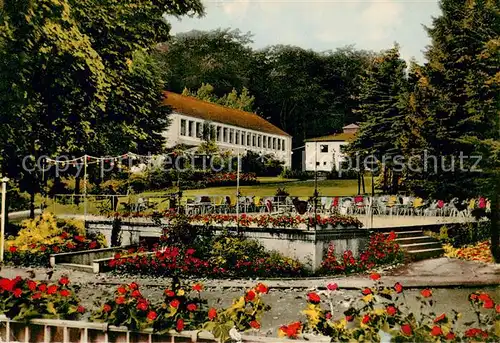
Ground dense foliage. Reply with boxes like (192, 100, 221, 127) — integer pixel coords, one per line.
(4, 213, 105, 266)
(319, 232, 404, 275)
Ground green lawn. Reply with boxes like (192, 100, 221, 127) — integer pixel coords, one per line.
(39, 177, 373, 216)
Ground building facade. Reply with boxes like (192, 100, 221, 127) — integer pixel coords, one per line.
(162, 92, 292, 168)
(304, 124, 359, 172)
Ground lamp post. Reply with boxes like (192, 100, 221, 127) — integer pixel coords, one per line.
(0, 177, 9, 263)
(314, 141, 318, 229)
(236, 149, 241, 233)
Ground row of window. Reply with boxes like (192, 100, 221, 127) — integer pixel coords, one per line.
(180, 119, 286, 151)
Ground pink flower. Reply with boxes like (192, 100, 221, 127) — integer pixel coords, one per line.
(327, 283, 338, 291)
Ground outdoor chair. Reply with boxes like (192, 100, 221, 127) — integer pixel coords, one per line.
(387, 195, 399, 215)
(399, 196, 413, 216)
(412, 197, 425, 216)
(467, 198, 476, 217)
(424, 201, 438, 216)
(213, 196, 225, 213)
(331, 196, 340, 214)
(321, 197, 333, 214)
(339, 198, 353, 215)
(353, 195, 366, 214)
(253, 196, 264, 213)
(374, 197, 387, 215)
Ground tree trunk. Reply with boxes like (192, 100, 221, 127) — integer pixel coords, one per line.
(491, 172, 500, 263)
(383, 167, 388, 193)
(29, 181, 35, 219)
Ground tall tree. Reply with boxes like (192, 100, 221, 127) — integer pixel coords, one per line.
(407, 0, 499, 260)
(158, 28, 254, 95)
(348, 45, 408, 193)
(0, 0, 109, 216)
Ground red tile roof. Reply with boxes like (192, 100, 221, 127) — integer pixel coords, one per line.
(163, 91, 291, 137)
(304, 132, 356, 142)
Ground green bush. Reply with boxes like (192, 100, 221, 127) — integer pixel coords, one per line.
(429, 222, 491, 248)
(280, 169, 314, 180)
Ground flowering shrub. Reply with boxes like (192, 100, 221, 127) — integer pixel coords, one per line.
(444, 240, 494, 264)
(319, 232, 404, 275)
(0, 276, 84, 321)
(5, 213, 105, 267)
(203, 282, 270, 342)
(109, 235, 305, 278)
(108, 211, 363, 229)
(285, 274, 500, 342)
(90, 281, 158, 331)
(205, 172, 258, 187)
(91, 280, 270, 343)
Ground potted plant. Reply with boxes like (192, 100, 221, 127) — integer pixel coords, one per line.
(274, 187, 289, 203)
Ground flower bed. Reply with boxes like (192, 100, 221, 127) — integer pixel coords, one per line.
(0, 276, 84, 321)
(205, 172, 259, 187)
(110, 211, 363, 230)
(282, 274, 500, 342)
(108, 237, 306, 278)
(444, 240, 494, 264)
(319, 232, 404, 275)
(4, 213, 105, 267)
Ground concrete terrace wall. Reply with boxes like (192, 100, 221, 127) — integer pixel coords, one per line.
(85, 219, 368, 271)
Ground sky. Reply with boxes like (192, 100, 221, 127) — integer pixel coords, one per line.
(169, 0, 442, 63)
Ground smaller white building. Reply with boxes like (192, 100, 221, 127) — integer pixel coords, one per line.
(304, 124, 359, 172)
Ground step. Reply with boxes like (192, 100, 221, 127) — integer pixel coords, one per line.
(399, 241, 443, 252)
(407, 247, 444, 260)
(57, 263, 93, 273)
(395, 236, 436, 244)
(389, 230, 424, 238)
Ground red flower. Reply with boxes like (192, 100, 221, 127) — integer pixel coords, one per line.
(89, 241, 98, 249)
(38, 284, 47, 292)
(59, 277, 70, 286)
(369, 273, 381, 281)
(250, 320, 261, 329)
(186, 248, 195, 255)
(8, 246, 17, 253)
(176, 318, 184, 332)
(245, 290, 256, 302)
(445, 332, 456, 340)
(47, 285, 58, 295)
(208, 308, 217, 320)
(430, 326, 442, 336)
(131, 290, 142, 298)
(478, 293, 491, 302)
(170, 299, 180, 309)
(60, 289, 70, 297)
(137, 301, 148, 311)
(77, 306, 85, 313)
(192, 283, 203, 292)
(496, 304, 500, 313)
(420, 289, 432, 298)
(164, 290, 175, 297)
(327, 283, 338, 291)
(401, 324, 412, 336)
(362, 288, 372, 295)
(465, 328, 488, 338)
(433, 313, 446, 323)
(117, 286, 127, 294)
(187, 303, 197, 312)
(483, 299, 494, 309)
(393, 282, 403, 293)
(103, 304, 112, 312)
(13, 288, 22, 297)
(325, 312, 332, 319)
(386, 306, 397, 316)
(280, 322, 302, 338)
(256, 283, 269, 294)
(116, 296, 126, 305)
(362, 315, 370, 324)
(147, 311, 157, 321)
(27, 280, 37, 291)
(345, 315, 354, 322)
(31, 292, 42, 300)
(307, 292, 321, 304)
(129, 282, 138, 290)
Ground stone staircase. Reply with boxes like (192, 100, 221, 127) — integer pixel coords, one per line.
(377, 226, 444, 260)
